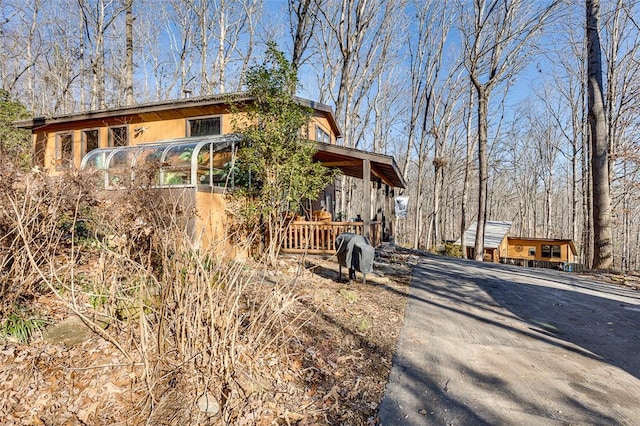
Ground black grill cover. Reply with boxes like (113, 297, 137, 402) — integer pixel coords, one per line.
(335, 233, 375, 274)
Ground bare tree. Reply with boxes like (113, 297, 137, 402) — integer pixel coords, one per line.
(459, 84, 476, 258)
(0, 0, 46, 112)
(210, 0, 260, 93)
(540, 19, 587, 248)
(78, 0, 127, 109)
(586, 0, 613, 269)
(504, 113, 537, 237)
(396, 0, 456, 249)
(528, 101, 561, 238)
(124, 0, 133, 105)
(425, 74, 464, 250)
(460, 0, 560, 261)
(205, 0, 260, 94)
(162, 0, 197, 97)
(314, 0, 405, 220)
(288, 0, 322, 71)
(601, 0, 640, 270)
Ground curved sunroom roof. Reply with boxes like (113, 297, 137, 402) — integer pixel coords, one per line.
(80, 135, 241, 189)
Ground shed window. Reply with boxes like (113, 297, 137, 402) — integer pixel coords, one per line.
(541, 244, 561, 258)
(82, 129, 99, 157)
(55, 132, 73, 168)
(109, 126, 128, 147)
(188, 117, 221, 137)
(316, 125, 330, 143)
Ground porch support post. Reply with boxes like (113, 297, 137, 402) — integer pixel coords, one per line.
(384, 184, 391, 242)
(389, 188, 395, 244)
(363, 159, 371, 239)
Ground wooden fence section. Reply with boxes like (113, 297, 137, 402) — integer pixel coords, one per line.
(369, 222, 382, 248)
(281, 221, 382, 254)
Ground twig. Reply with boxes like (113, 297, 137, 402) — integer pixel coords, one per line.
(9, 196, 134, 363)
(63, 363, 144, 371)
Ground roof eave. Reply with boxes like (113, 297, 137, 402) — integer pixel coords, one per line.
(15, 92, 341, 133)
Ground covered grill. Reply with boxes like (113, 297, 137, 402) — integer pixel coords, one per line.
(335, 232, 375, 284)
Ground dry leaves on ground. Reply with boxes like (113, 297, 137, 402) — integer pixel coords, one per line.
(0, 248, 415, 425)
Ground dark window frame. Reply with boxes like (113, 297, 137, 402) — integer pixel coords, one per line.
(187, 115, 222, 137)
(55, 131, 74, 169)
(82, 128, 100, 158)
(315, 125, 331, 143)
(541, 244, 561, 258)
(109, 125, 129, 147)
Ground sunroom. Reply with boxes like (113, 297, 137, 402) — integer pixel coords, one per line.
(80, 135, 240, 190)
(80, 135, 240, 250)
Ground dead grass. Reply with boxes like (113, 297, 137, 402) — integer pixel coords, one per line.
(0, 253, 412, 425)
(0, 166, 414, 425)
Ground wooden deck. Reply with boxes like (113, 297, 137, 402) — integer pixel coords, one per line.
(281, 221, 382, 254)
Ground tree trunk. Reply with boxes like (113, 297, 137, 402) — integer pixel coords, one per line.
(124, 0, 134, 106)
(474, 89, 489, 261)
(572, 137, 578, 243)
(199, 2, 209, 95)
(290, 0, 316, 71)
(545, 180, 552, 238)
(215, 2, 226, 93)
(586, 0, 613, 269)
(413, 160, 424, 249)
(460, 89, 474, 259)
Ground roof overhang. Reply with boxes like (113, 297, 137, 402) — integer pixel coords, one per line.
(312, 142, 406, 189)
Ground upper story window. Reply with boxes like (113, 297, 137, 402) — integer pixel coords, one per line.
(82, 129, 99, 158)
(315, 125, 330, 143)
(541, 244, 561, 258)
(188, 116, 221, 137)
(109, 126, 128, 147)
(55, 131, 73, 169)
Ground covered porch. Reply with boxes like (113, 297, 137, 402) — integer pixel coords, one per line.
(280, 142, 406, 254)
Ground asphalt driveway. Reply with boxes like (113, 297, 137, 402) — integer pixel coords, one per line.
(378, 255, 640, 425)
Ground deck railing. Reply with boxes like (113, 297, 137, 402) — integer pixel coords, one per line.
(281, 221, 382, 254)
(502, 257, 585, 272)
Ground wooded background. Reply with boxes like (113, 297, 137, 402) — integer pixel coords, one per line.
(1, 0, 638, 270)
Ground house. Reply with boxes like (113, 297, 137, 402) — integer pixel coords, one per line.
(15, 93, 406, 253)
(457, 220, 579, 270)
(505, 237, 578, 268)
(456, 221, 512, 262)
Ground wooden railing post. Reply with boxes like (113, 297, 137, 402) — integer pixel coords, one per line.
(363, 159, 371, 240)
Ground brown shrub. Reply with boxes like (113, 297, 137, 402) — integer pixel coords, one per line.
(1, 159, 304, 422)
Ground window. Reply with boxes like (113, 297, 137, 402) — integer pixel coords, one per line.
(528, 247, 536, 257)
(109, 126, 128, 147)
(315, 125, 330, 143)
(55, 132, 73, 168)
(82, 129, 99, 158)
(188, 116, 221, 137)
(541, 244, 561, 258)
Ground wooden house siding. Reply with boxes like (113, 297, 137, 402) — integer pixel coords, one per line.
(506, 237, 576, 263)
